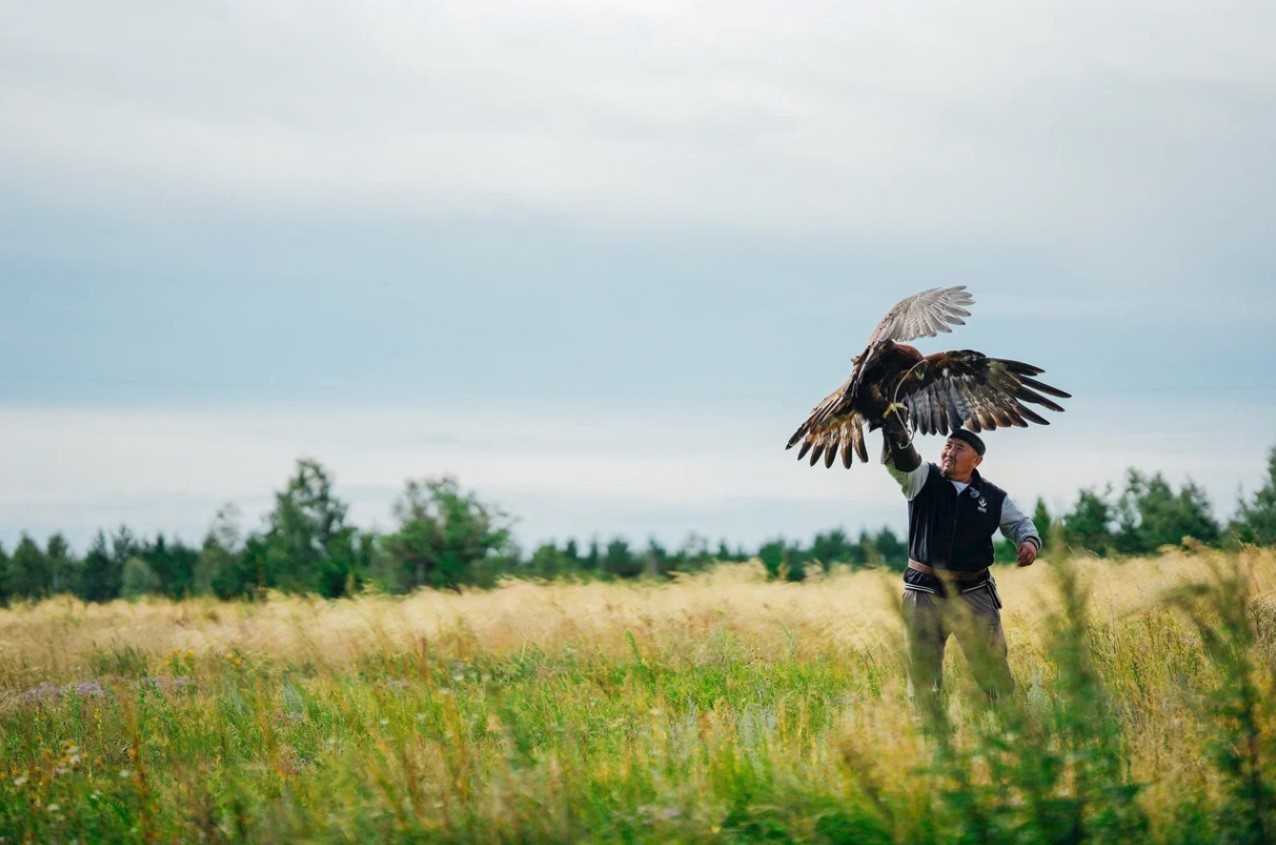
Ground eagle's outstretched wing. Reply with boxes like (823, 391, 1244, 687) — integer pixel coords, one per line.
(785, 384, 871, 468)
(897, 350, 1071, 435)
(865, 286, 974, 346)
(786, 286, 975, 468)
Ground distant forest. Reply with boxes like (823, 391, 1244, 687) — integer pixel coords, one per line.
(3, 445, 1276, 604)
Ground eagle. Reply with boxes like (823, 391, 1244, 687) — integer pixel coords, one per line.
(786, 286, 1070, 469)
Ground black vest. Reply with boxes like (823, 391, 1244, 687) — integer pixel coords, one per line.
(904, 465, 1007, 587)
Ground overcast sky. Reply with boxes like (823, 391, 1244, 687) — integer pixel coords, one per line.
(2, 1, 1274, 554)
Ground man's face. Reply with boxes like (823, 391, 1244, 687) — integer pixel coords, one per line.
(940, 437, 982, 481)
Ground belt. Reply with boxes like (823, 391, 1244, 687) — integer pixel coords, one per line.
(908, 559, 989, 582)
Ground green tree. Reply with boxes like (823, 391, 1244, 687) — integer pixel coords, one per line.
(678, 533, 714, 570)
(1032, 498, 1053, 540)
(239, 535, 273, 598)
(384, 476, 515, 590)
(121, 556, 159, 599)
(872, 526, 908, 570)
(1115, 470, 1220, 554)
(1233, 445, 1276, 545)
(857, 529, 882, 568)
(758, 537, 806, 581)
(76, 526, 138, 602)
(1030, 497, 1068, 555)
(1062, 486, 1117, 555)
(584, 537, 601, 572)
(642, 536, 672, 577)
(810, 528, 855, 571)
(80, 531, 122, 602)
(45, 533, 77, 595)
(196, 504, 250, 598)
(262, 459, 360, 597)
(715, 539, 741, 562)
(111, 525, 140, 568)
(528, 542, 571, 579)
(602, 537, 641, 578)
(1172, 480, 1221, 545)
(5, 535, 50, 599)
(143, 534, 199, 598)
(563, 539, 582, 568)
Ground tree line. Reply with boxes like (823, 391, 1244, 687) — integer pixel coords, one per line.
(3, 446, 1276, 604)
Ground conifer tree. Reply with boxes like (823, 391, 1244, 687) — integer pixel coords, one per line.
(80, 530, 122, 602)
(45, 533, 77, 595)
(1062, 487, 1117, 555)
(5, 535, 50, 599)
(1233, 446, 1276, 545)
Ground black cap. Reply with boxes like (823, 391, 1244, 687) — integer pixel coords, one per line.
(948, 428, 986, 456)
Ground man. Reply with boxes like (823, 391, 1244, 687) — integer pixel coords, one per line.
(880, 413, 1041, 705)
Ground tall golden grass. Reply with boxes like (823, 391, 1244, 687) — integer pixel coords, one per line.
(2, 548, 1274, 842)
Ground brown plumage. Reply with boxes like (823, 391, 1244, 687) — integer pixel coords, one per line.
(786, 286, 1070, 469)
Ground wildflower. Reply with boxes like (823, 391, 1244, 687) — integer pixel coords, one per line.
(20, 682, 63, 704)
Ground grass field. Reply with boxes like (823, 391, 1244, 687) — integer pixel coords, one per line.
(3, 548, 1276, 843)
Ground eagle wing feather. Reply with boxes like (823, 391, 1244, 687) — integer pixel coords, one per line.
(787, 384, 869, 470)
(865, 286, 974, 346)
(896, 351, 1071, 436)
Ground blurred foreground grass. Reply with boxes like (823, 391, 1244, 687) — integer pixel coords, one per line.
(3, 549, 1276, 843)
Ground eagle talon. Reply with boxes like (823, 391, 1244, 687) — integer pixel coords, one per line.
(883, 402, 909, 420)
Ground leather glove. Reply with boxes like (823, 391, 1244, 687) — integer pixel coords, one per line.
(879, 409, 921, 471)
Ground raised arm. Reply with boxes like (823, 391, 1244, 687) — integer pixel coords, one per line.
(881, 412, 928, 501)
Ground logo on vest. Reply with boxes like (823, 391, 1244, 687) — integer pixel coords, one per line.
(970, 488, 988, 513)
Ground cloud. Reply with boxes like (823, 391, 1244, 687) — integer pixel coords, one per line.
(1, 3, 1273, 554)
(3, 1, 1273, 244)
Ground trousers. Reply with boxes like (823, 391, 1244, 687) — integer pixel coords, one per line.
(902, 581, 1013, 704)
